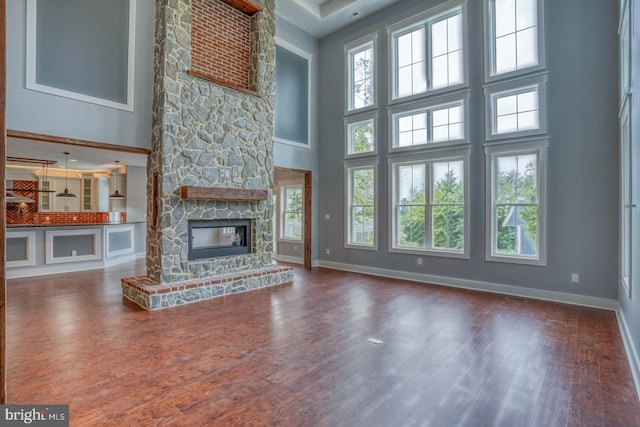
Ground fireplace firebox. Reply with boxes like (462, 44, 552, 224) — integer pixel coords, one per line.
(188, 219, 252, 260)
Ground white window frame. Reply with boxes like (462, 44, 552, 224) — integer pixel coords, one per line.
(387, 0, 468, 103)
(620, 95, 633, 298)
(389, 91, 470, 152)
(484, 73, 547, 141)
(485, 138, 548, 266)
(389, 147, 470, 258)
(345, 159, 378, 250)
(280, 183, 304, 243)
(26, 0, 137, 111)
(619, 0, 633, 104)
(274, 37, 313, 149)
(483, 0, 545, 82)
(345, 33, 378, 114)
(345, 111, 378, 158)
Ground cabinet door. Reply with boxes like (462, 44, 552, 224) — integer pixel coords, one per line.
(82, 177, 93, 211)
(39, 180, 52, 211)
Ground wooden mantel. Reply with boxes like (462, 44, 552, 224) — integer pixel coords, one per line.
(219, 0, 262, 16)
(180, 186, 268, 201)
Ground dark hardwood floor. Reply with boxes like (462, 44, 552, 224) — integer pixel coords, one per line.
(6, 261, 640, 426)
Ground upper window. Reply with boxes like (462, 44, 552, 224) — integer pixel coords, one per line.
(389, 149, 469, 257)
(346, 34, 377, 112)
(484, 74, 547, 140)
(345, 112, 377, 157)
(389, 2, 466, 101)
(281, 185, 303, 241)
(485, 0, 544, 80)
(390, 93, 468, 151)
(485, 139, 547, 265)
(345, 161, 377, 249)
(619, 0, 632, 102)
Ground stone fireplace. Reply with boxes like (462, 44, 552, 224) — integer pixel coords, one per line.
(121, 0, 293, 310)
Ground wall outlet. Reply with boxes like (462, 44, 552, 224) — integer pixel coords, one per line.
(294, 245, 298, 251)
(71, 250, 77, 257)
(73, 216, 77, 221)
(571, 274, 579, 283)
(326, 249, 331, 255)
(417, 258, 423, 265)
(325, 214, 330, 220)
(45, 216, 50, 222)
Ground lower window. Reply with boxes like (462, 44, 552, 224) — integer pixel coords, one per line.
(390, 149, 468, 257)
(345, 161, 377, 249)
(485, 139, 547, 265)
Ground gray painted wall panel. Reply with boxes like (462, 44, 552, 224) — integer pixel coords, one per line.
(7, 0, 154, 148)
(317, 0, 619, 299)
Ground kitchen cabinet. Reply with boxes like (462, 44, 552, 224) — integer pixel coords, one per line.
(53, 179, 81, 212)
(82, 176, 94, 211)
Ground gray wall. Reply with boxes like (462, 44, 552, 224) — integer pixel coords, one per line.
(6, 0, 155, 149)
(316, 0, 619, 300)
(274, 16, 320, 264)
(618, 0, 640, 381)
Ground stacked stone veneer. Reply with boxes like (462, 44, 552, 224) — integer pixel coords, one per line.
(122, 0, 292, 310)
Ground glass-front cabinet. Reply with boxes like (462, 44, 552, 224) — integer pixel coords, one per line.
(82, 176, 93, 211)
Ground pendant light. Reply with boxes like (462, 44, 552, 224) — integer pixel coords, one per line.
(109, 160, 126, 199)
(56, 152, 77, 198)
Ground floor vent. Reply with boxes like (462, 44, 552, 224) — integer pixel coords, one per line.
(506, 296, 528, 303)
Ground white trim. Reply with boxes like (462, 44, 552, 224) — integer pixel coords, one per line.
(387, 0, 468, 103)
(483, 73, 548, 141)
(344, 111, 378, 158)
(7, 261, 106, 279)
(344, 32, 378, 114)
(274, 37, 313, 149)
(274, 255, 304, 265)
(620, 96, 633, 298)
(388, 90, 470, 152)
(45, 228, 102, 264)
(484, 138, 548, 266)
(344, 159, 379, 251)
(616, 310, 640, 400)
(483, 0, 546, 83)
(317, 260, 619, 310)
(105, 224, 135, 258)
(280, 183, 304, 242)
(6, 231, 36, 268)
(388, 147, 470, 258)
(25, 0, 136, 111)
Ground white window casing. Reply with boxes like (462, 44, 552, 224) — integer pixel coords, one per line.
(484, 73, 548, 141)
(345, 111, 378, 158)
(345, 159, 378, 250)
(484, 138, 548, 266)
(345, 33, 378, 114)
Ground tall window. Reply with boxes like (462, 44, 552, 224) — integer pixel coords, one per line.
(281, 185, 303, 241)
(485, 140, 547, 265)
(346, 35, 376, 112)
(390, 2, 465, 100)
(346, 163, 377, 249)
(621, 103, 632, 296)
(391, 150, 468, 257)
(485, 0, 543, 79)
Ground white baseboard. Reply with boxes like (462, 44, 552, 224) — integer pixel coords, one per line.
(135, 251, 146, 259)
(616, 310, 640, 400)
(316, 260, 619, 310)
(275, 255, 304, 264)
(7, 261, 106, 279)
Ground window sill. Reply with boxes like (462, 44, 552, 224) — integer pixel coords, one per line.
(389, 247, 468, 259)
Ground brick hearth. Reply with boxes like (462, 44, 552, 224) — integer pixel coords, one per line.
(121, 265, 292, 310)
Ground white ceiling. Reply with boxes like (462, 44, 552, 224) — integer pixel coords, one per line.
(277, 0, 402, 38)
(6, 137, 148, 174)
